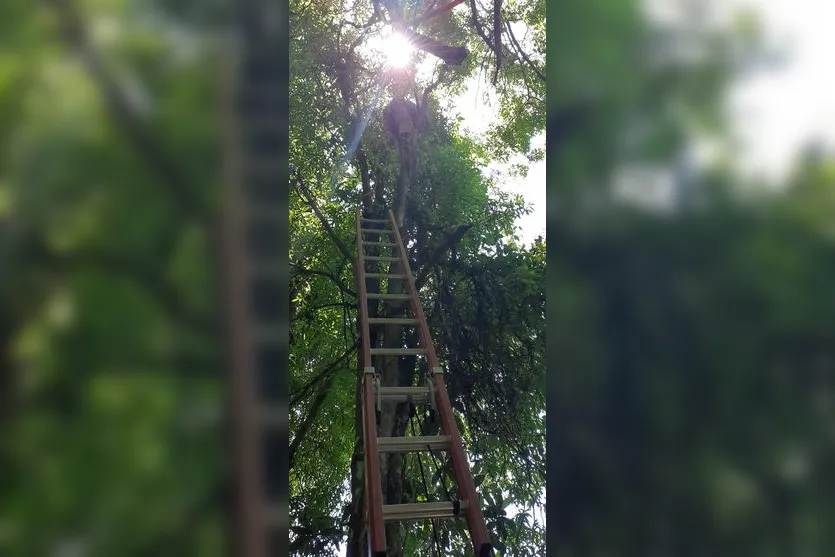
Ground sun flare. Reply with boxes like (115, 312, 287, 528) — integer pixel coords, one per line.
(382, 32, 414, 67)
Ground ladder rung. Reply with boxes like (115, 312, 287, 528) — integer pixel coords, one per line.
(365, 273, 409, 279)
(361, 218, 389, 223)
(382, 501, 469, 521)
(364, 256, 400, 262)
(376, 386, 432, 403)
(370, 348, 426, 356)
(367, 293, 411, 300)
(368, 318, 418, 325)
(377, 435, 451, 453)
(361, 228, 392, 234)
(362, 241, 397, 246)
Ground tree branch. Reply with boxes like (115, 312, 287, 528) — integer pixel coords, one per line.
(493, 0, 503, 84)
(469, 0, 495, 49)
(290, 342, 358, 408)
(421, 65, 450, 107)
(292, 174, 355, 262)
(45, 0, 207, 222)
(505, 19, 545, 82)
(415, 224, 472, 290)
(290, 261, 356, 298)
(384, 224, 472, 316)
(289, 381, 332, 469)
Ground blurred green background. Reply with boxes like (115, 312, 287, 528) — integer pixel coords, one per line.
(547, 1, 835, 556)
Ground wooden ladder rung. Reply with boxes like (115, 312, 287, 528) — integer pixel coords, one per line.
(370, 348, 426, 356)
(368, 318, 418, 325)
(382, 500, 469, 521)
(363, 241, 397, 246)
(375, 386, 432, 403)
(361, 228, 392, 234)
(377, 435, 451, 453)
(361, 218, 389, 223)
(367, 293, 411, 300)
(364, 256, 400, 262)
(365, 273, 409, 279)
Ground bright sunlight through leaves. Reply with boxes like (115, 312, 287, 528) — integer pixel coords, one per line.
(371, 30, 414, 67)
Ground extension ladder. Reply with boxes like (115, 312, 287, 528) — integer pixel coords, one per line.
(354, 208, 493, 557)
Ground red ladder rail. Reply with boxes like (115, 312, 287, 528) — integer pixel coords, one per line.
(355, 208, 387, 556)
(387, 209, 492, 557)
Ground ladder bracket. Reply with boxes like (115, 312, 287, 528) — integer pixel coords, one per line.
(425, 375, 437, 413)
(364, 366, 376, 375)
(431, 366, 444, 375)
(374, 374, 382, 412)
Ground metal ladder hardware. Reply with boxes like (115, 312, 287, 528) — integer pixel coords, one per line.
(354, 208, 494, 557)
(376, 385, 433, 403)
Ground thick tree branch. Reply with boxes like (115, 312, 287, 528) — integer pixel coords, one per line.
(469, 0, 495, 49)
(493, 0, 503, 84)
(469, 0, 504, 80)
(45, 0, 207, 222)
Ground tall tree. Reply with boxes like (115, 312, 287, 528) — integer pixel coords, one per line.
(288, 0, 546, 554)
